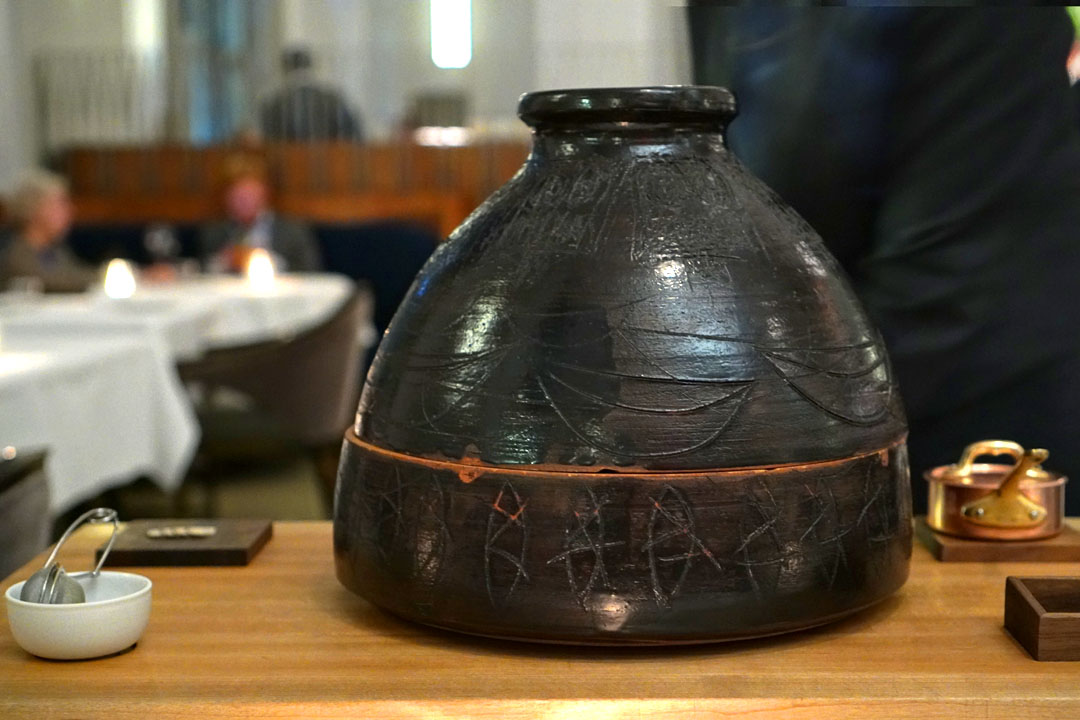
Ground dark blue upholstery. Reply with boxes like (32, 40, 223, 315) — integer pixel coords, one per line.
(315, 221, 437, 371)
(314, 222, 435, 333)
(66, 224, 201, 265)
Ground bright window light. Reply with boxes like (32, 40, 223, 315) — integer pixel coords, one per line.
(126, 0, 164, 54)
(413, 126, 472, 147)
(430, 0, 472, 69)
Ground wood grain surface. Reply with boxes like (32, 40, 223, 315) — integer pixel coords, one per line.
(3, 521, 1080, 719)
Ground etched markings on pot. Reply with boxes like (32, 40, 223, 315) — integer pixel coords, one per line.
(758, 340, 893, 427)
(734, 484, 785, 599)
(484, 480, 530, 607)
(411, 476, 453, 614)
(642, 484, 723, 608)
(371, 465, 407, 561)
(546, 487, 624, 609)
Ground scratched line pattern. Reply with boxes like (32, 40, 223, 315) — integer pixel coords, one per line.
(357, 140, 906, 471)
(410, 477, 453, 615)
(484, 481, 530, 607)
(642, 484, 726, 608)
(335, 444, 910, 621)
(546, 487, 625, 608)
(365, 464, 407, 562)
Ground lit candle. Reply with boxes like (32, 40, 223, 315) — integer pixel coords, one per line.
(246, 248, 276, 293)
(103, 259, 137, 299)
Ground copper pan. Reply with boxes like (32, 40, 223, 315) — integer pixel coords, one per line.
(925, 440, 1066, 541)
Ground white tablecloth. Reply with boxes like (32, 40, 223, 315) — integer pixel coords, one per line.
(123, 274, 358, 350)
(0, 334, 199, 512)
(0, 294, 217, 361)
(0, 273, 358, 360)
(0, 272, 364, 512)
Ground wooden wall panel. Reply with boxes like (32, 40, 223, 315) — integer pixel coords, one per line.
(61, 141, 530, 236)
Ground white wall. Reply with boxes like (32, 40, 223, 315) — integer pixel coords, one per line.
(533, 1, 692, 90)
(13, 0, 129, 52)
(5, 0, 167, 167)
(0, 1, 30, 192)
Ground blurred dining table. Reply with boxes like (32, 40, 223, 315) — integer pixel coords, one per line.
(0, 273, 362, 359)
(0, 334, 197, 512)
(0, 272, 371, 513)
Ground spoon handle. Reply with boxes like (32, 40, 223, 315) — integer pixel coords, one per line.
(41, 508, 119, 576)
(42, 564, 62, 603)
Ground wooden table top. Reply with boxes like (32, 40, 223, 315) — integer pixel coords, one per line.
(3, 521, 1079, 719)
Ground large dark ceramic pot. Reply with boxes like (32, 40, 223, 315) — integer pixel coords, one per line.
(335, 86, 912, 644)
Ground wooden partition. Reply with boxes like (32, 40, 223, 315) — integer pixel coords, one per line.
(64, 141, 530, 237)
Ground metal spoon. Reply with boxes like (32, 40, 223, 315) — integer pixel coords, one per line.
(20, 508, 119, 604)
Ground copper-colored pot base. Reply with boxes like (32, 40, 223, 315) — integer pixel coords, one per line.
(334, 433, 912, 645)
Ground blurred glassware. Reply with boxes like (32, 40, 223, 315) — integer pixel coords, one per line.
(0, 278, 45, 314)
(6, 277, 45, 295)
(143, 224, 180, 264)
(178, 259, 201, 278)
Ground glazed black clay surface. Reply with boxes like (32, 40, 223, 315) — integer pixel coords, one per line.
(335, 87, 912, 644)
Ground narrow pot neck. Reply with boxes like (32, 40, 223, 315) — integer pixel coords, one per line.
(529, 125, 728, 162)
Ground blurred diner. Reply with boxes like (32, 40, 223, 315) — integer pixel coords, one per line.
(199, 155, 322, 274)
(261, 48, 364, 142)
(0, 169, 95, 293)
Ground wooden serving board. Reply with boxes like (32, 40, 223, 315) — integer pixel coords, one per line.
(95, 519, 272, 566)
(915, 517, 1080, 562)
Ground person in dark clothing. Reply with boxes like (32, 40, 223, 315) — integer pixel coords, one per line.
(199, 155, 322, 273)
(689, 7, 1080, 513)
(261, 48, 362, 142)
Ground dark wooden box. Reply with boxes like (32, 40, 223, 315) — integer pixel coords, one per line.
(1004, 577, 1080, 661)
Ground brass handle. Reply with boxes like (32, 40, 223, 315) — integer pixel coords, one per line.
(950, 440, 1025, 477)
(961, 447, 1050, 529)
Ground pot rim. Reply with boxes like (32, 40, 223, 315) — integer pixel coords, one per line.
(518, 85, 736, 129)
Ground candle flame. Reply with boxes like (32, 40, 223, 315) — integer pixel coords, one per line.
(246, 248, 276, 293)
(103, 259, 137, 299)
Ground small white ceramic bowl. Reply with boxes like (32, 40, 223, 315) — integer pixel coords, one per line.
(6, 571, 152, 660)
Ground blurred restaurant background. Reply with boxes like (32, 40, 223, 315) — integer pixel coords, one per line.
(0, 0, 691, 574)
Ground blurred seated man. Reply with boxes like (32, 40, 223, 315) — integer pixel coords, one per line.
(0, 169, 96, 293)
(261, 48, 363, 142)
(199, 158, 322, 273)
